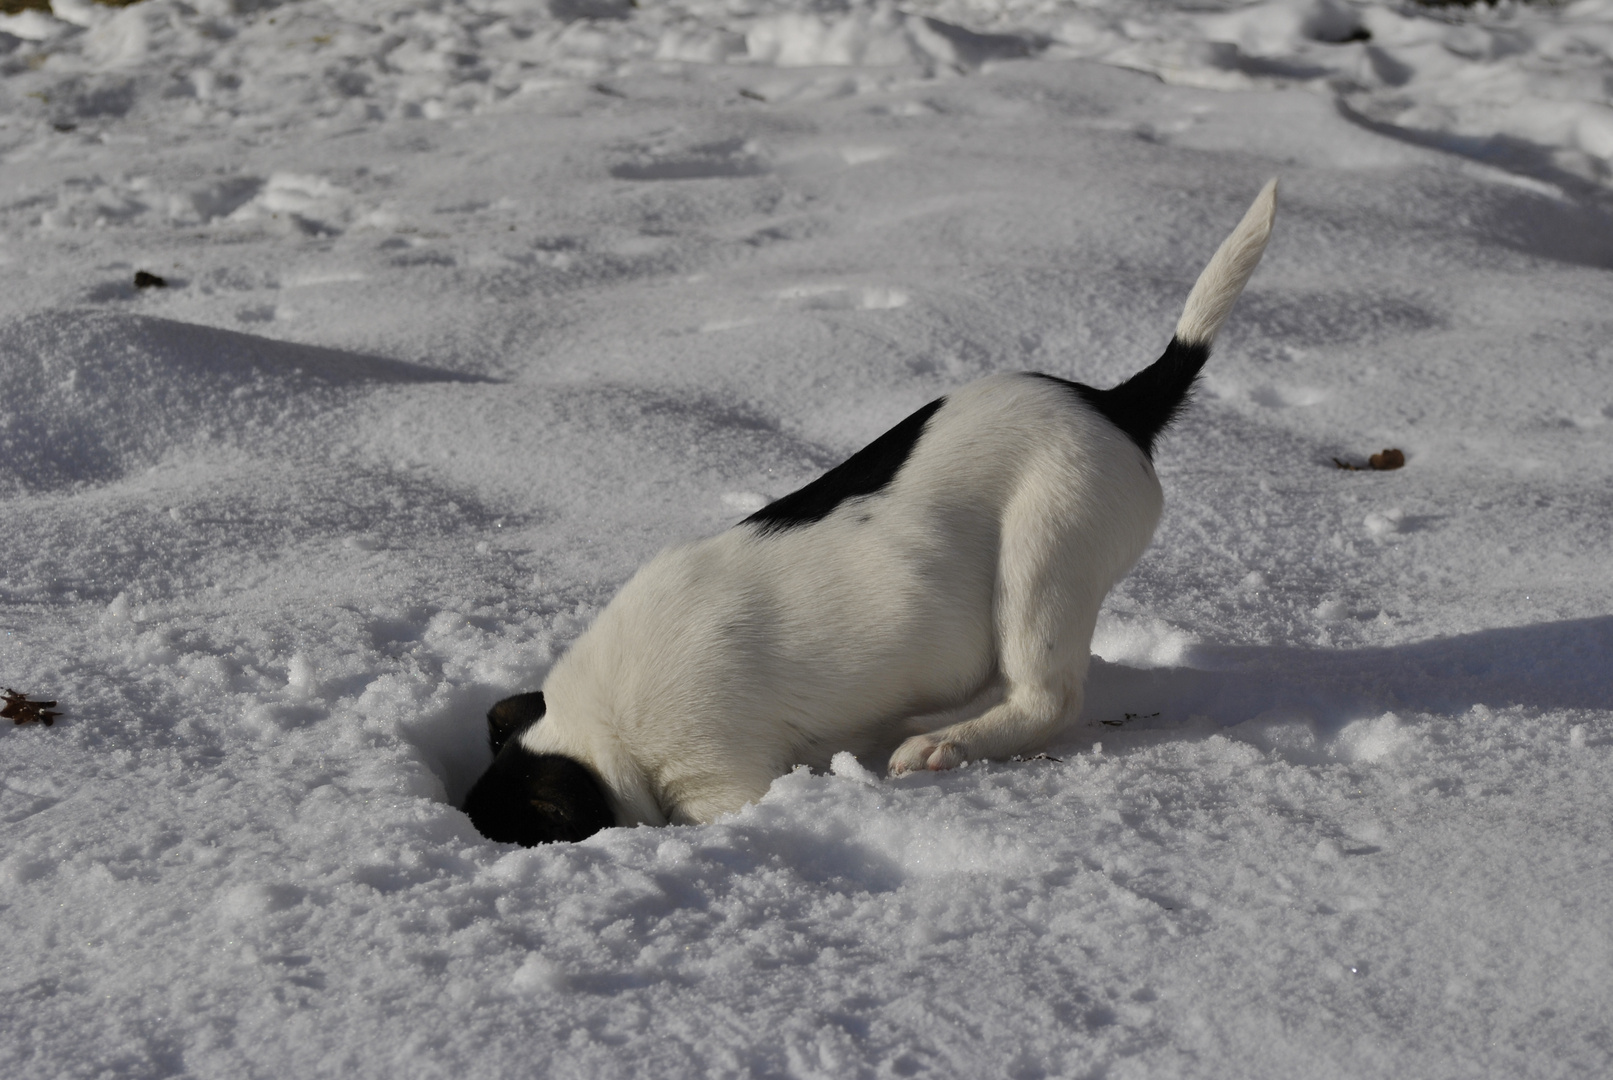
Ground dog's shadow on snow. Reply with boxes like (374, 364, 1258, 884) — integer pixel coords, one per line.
(1076, 614, 1612, 746)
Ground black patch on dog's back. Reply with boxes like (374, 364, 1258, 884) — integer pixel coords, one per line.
(1032, 336, 1211, 459)
(743, 397, 946, 534)
(463, 746, 615, 846)
(486, 691, 546, 755)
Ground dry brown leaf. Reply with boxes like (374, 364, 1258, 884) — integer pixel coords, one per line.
(2, 688, 60, 727)
(1334, 448, 1406, 471)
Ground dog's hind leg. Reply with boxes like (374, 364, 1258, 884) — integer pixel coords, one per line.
(888, 458, 1135, 774)
(888, 571, 1090, 772)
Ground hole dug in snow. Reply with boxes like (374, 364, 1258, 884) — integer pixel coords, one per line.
(352, 612, 556, 809)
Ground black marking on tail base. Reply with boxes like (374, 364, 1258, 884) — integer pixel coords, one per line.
(743, 397, 946, 535)
(1033, 336, 1210, 458)
(463, 746, 615, 846)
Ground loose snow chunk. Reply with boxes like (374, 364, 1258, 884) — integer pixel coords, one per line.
(1203, 733, 1264, 767)
(84, 5, 154, 69)
(1311, 838, 1343, 863)
(829, 750, 878, 786)
(510, 954, 570, 995)
(1233, 711, 1411, 764)
(859, 286, 908, 310)
(1314, 598, 1349, 622)
(259, 173, 346, 215)
(1333, 713, 1411, 763)
(1232, 712, 1323, 760)
(655, 838, 694, 865)
(0, 9, 67, 41)
(1364, 508, 1403, 537)
(219, 882, 306, 922)
(286, 652, 319, 699)
(1091, 615, 1198, 668)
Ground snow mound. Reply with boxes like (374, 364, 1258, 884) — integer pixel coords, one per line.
(0, 311, 477, 492)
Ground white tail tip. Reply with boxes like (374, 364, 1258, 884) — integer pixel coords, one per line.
(1174, 178, 1278, 347)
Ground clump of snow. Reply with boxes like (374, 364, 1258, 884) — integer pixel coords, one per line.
(1234, 708, 1412, 765)
(1363, 506, 1403, 537)
(1091, 613, 1199, 668)
(1333, 711, 1411, 762)
(829, 749, 880, 785)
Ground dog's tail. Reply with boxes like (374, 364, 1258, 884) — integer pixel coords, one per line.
(1089, 179, 1277, 457)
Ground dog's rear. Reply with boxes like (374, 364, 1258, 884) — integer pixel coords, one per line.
(465, 180, 1279, 843)
(886, 179, 1277, 773)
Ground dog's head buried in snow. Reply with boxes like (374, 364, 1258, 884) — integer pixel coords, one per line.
(464, 181, 1278, 847)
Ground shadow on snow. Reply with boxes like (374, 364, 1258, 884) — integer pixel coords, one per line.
(1082, 614, 1612, 738)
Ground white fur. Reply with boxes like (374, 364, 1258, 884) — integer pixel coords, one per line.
(519, 182, 1277, 826)
(1176, 178, 1277, 346)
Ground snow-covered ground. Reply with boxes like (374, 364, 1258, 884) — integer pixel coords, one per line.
(2, 1, 1611, 1076)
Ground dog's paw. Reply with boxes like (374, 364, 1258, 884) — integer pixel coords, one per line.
(889, 735, 967, 775)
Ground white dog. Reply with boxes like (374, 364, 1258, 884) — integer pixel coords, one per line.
(464, 180, 1278, 845)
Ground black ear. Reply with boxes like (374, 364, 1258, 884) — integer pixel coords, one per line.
(487, 691, 546, 756)
(462, 749, 615, 846)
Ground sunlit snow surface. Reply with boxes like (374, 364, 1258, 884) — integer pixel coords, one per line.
(2, 0, 1612, 1077)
